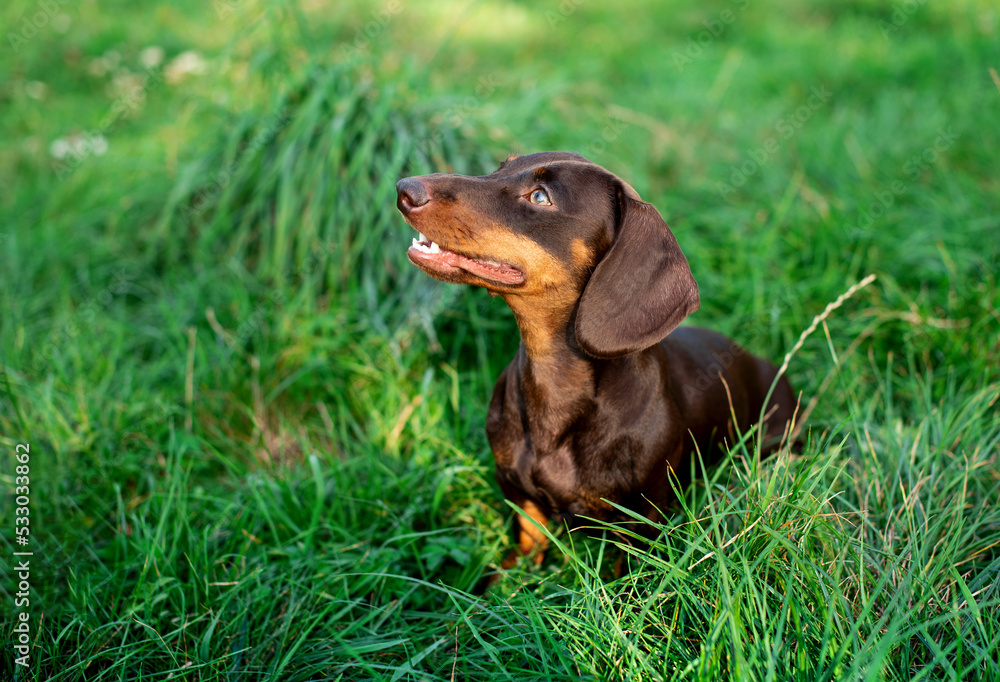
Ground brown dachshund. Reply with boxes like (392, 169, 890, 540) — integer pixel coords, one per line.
(396, 151, 797, 565)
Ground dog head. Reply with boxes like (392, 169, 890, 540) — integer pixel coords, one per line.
(396, 152, 699, 358)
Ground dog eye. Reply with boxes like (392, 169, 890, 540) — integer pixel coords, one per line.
(528, 188, 551, 206)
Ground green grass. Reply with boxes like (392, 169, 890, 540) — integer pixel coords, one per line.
(2, 0, 999, 679)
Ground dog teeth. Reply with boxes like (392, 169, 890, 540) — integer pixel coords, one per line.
(410, 234, 442, 254)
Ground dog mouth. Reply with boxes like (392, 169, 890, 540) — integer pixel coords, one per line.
(407, 232, 525, 286)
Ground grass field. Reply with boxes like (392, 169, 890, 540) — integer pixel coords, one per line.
(2, 0, 1000, 679)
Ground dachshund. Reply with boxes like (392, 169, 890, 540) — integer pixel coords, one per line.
(396, 151, 797, 566)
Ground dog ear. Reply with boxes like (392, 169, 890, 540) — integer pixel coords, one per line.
(575, 186, 700, 359)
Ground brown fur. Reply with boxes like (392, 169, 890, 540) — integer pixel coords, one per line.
(396, 152, 797, 564)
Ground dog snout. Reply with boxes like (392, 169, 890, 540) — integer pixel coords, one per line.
(396, 177, 430, 213)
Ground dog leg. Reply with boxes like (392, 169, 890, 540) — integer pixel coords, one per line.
(501, 499, 550, 568)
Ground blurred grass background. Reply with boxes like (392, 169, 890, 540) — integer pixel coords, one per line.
(2, 0, 999, 679)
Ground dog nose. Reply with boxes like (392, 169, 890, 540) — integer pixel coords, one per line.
(396, 177, 429, 213)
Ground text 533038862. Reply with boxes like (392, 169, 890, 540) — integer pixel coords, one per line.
(14, 444, 30, 546)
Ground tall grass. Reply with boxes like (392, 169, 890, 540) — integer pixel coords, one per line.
(1, 0, 999, 679)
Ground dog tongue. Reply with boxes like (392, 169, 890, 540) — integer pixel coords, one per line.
(409, 241, 524, 284)
(454, 252, 524, 284)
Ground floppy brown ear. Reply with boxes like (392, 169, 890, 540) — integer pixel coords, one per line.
(575, 188, 700, 359)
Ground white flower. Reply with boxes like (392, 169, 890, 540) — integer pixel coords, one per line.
(50, 134, 110, 159)
(140, 46, 165, 68)
(87, 57, 109, 77)
(165, 51, 208, 84)
(86, 134, 110, 156)
(50, 138, 71, 159)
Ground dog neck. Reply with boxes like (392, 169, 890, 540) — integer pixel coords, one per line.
(503, 294, 598, 447)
